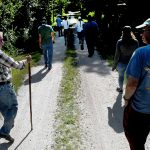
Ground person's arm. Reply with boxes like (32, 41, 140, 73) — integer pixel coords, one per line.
(0, 51, 31, 69)
(51, 32, 55, 43)
(123, 75, 139, 106)
(112, 41, 120, 71)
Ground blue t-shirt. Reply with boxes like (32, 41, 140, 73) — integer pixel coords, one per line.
(56, 17, 62, 27)
(84, 21, 99, 38)
(126, 44, 150, 114)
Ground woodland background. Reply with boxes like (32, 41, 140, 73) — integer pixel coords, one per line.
(0, 0, 149, 57)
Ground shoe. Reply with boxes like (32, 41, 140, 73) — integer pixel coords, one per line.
(44, 64, 47, 68)
(116, 87, 123, 93)
(0, 133, 14, 143)
(88, 55, 93, 57)
(48, 65, 52, 71)
(81, 45, 84, 50)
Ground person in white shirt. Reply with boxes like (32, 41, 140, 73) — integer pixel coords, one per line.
(61, 16, 69, 46)
(75, 16, 85, 50)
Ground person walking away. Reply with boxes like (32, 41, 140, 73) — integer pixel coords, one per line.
(84, 15, 99, 57)
(123, 18, 150, 150)
(61, 16, 69, 46)
(0, 31, 32, 143)
(56, 14, 63, 37)
(112, 26, 139, 93)
(38, 18, 55, 70)
(75, 16, 85, 50)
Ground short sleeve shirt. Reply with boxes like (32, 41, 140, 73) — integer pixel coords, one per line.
(56, 17, 62, 27)
(38, 24, 54, 45)
(126, 45, 150, 113)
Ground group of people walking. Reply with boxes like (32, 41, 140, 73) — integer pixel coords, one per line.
(0, 12, 150, 150)
(112, 18, 150, 150)
(56, 14, 99, 57)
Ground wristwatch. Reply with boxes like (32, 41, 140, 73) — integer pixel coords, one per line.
(123, 95, 130, 101)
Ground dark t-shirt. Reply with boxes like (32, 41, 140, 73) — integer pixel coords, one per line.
(38, 24, 54, 45)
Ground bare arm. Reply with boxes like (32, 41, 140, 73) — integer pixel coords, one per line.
(124, 75, 139, 106)
(112, 41, 120, 71)
(51, 32, 55, 43)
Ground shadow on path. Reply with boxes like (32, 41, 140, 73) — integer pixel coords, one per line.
(0, 130, 32, 150)
(107, 93, 124, 133)
(14, 129, 32, 150)
(0, 142, 13, 150)
(24, 67, 49, 85)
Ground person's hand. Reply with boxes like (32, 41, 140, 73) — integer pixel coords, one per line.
(26, 55, 32, 63)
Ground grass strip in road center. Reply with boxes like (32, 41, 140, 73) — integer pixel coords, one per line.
(53, 49, 81, 149)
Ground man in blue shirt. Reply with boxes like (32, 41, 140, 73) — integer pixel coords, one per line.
(123, 18, 150, 150)
(84, 15, 99, 57)
(56, 14, 62, 37)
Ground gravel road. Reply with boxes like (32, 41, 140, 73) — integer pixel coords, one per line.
(0, 34, 150, 150)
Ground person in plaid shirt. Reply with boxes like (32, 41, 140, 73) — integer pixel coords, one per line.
(0, 31, 31, 143)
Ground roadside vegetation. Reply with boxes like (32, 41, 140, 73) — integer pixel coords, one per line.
(12, 51, 41, 92)
(53, 49, 82, 149)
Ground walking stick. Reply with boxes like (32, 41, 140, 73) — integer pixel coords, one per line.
(28, 62, 33, 130)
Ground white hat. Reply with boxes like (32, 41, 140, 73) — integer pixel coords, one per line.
(78, 16, 81, 20)
(136, 18, 150, 29)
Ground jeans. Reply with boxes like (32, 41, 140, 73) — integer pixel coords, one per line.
(117, 63, 128, 89)
(42, 43, 53, 68)
(0, 83, 18, 135)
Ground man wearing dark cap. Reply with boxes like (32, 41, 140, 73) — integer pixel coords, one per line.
(123, 18, 150, 150)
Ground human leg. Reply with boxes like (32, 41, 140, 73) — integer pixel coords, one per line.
(117, 63, 127, 91)
(64, 29, 68, 46)
(58, 26, 61, 37)
(80, 31, 84, 50)
(41, 45, 48, 67)
(85, 37, 94, 57)
(47, 44, 53, 70)
(123, 104, 150, 150)
(0, 84, 18, 142)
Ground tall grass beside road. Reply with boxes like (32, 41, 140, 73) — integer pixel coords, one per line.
(53, 49, 81, 149)
(12, 52, 41, 92)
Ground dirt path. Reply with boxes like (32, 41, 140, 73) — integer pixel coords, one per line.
(76, 43, 150, 150)
(1, 34, 150, 150)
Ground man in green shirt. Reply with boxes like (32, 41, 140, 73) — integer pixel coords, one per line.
(38, 18, 55, 70)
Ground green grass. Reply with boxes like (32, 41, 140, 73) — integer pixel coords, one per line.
(106, 55, 114, 67)
(12, 51, 41, 92)
(53, 49, 81, 150)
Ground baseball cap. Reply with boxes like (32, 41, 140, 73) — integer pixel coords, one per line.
(136, 18, 150, 29)
(78, 16, 81, 20)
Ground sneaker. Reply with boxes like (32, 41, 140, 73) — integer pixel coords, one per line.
(116, 87, 123, 93)
(0, 133, 14, 143)
(48, 65, 52, 71)
(81, 45, 84, 50)
(44, 64, 47, 68)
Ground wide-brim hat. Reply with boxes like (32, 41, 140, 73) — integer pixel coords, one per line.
(57, 14, 61, 17)
(136, 18, 150, 29)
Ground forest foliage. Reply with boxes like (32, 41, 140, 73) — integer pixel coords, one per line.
(0, 0, 149, 56)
